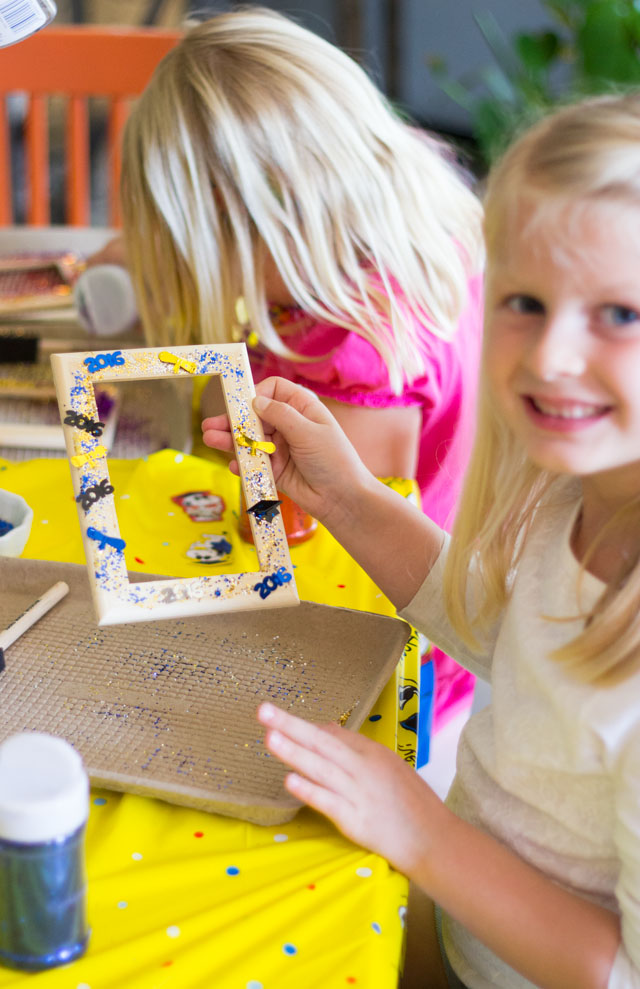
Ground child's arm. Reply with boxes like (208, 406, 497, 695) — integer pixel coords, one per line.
(259, 703, 621, 989)
(202, 376, 444, 610)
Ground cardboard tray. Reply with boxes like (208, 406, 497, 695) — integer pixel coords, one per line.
(0, 558, 410, 825)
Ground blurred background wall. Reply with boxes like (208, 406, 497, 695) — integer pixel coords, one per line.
(53, 0, 551, 137)
(14, 1, 639, 221)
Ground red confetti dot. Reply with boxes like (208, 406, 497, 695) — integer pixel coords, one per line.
(337, 584, 346, 589)
(194, 831, 204, 838)
(307, 883, 316, 890)
(161, 960, 174, 968)
(346, 978, 357, 984)
(135, 557, 145, 564)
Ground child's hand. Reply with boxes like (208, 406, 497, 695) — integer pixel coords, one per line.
(258, 702, 447, 877)
(202, 376, 373, 528)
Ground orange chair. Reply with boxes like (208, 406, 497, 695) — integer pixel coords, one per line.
(0, 25, 182, 227)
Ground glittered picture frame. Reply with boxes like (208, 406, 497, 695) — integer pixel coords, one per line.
(51, 343, 299, 625)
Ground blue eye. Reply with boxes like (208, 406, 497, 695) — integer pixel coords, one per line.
(505, 294, 544, 315)
(601, 304, 640, 327)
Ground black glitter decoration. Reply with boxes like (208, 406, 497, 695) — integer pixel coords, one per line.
(246, 499, 282, 523)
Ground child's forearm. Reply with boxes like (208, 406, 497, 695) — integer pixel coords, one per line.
(416, 808, 620, 989)
(322, 469, 445, 612)
(242, 381, 446, 611)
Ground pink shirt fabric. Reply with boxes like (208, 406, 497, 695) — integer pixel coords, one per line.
(251, 275, 483, 528)
(250, 274, 483, 729)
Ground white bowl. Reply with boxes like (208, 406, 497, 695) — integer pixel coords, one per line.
(0, 490, 34, 557)
(74, 264, 139, 336)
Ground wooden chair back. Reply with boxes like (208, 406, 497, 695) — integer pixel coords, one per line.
(0, 25, 182, 226)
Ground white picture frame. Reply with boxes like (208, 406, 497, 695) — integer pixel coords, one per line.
(51, 343, 299, 625)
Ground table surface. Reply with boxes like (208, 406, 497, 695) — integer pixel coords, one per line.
(0, 447, 419, 989)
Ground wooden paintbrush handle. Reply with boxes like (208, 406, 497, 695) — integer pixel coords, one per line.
(0, 581, 70, 653)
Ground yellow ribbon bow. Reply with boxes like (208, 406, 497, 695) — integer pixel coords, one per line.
(236, 432, 276, 456)
(71, 445, 108, 467)
(158, 351, 197, 374)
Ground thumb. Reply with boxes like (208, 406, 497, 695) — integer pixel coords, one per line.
(253, 393, 326, 443)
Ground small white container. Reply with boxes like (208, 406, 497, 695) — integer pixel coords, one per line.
(0, 490, 33, 557)
(74, 264, 139, 337)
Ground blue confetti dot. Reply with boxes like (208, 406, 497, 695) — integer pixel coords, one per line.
(368, 714, 382, 722)
(371, 922, 382, 934)
(246, 982, 264, 989)
(93, 797, 107, 806)
(226, 865, 240, 876)
(283, 943, 297, 956)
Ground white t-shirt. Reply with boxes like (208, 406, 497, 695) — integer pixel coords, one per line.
(399, 489, 640, 988)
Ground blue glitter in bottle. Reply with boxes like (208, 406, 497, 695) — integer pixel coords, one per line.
(0, 733, 90, 972)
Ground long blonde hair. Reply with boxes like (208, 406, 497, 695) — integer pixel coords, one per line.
(121, 6, 483, 394)
(444, 92, 640, 683)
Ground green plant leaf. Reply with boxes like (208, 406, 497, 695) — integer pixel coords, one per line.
(478, 64, 520, 104)
(577, 1, 640, 84)
(474, 10, 523, 79)
(471, 98, 517, 161)
(426, 53, 448, 76)
(541, 1, 580, 31)
(516, 30, 562, 75)
(433, 77, 477, 112)
(627, 6, 640, 44)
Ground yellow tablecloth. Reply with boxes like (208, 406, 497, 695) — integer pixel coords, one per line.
(0, 451, 419, 988)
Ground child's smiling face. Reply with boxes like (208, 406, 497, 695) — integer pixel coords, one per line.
(485, 196, 640, 506)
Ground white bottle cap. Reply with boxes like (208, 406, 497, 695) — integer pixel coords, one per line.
(0, 733, 89, 843)
(74, 264, 139, 337)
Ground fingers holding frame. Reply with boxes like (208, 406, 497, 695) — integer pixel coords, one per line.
(201, 414, 235, 454)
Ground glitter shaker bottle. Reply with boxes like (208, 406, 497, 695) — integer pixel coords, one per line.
(0, 733, 90, 971)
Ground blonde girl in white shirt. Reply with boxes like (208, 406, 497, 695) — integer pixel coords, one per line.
(203, 91, 640, 988)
